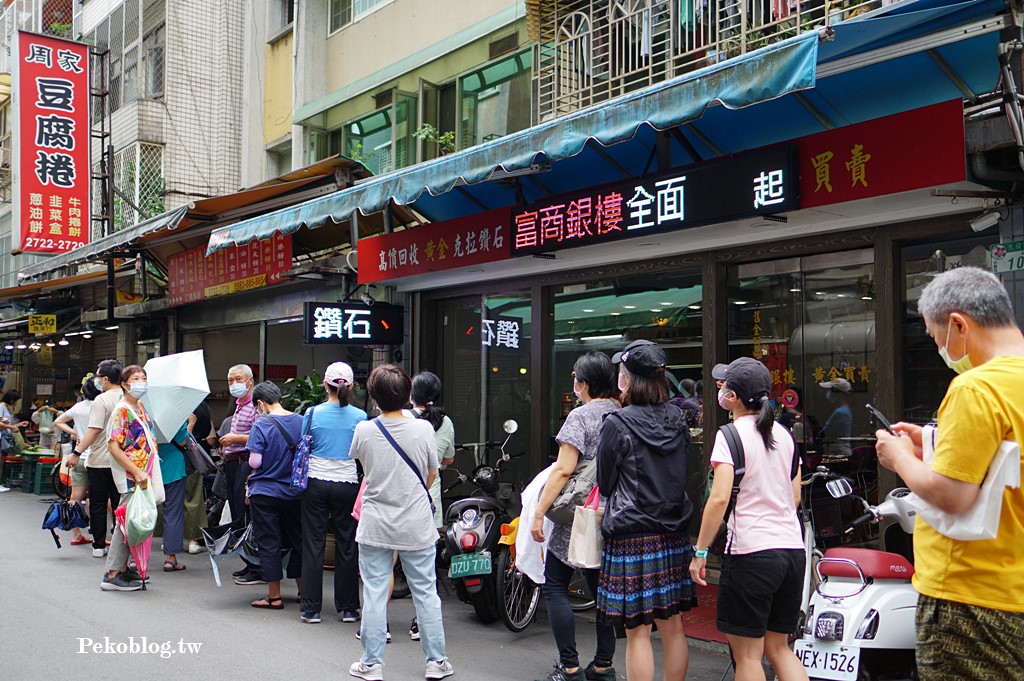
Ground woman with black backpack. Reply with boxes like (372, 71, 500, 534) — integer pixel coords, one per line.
(690, 357, 807, 681)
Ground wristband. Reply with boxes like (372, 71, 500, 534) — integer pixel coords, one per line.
(694, 548, 709, 559)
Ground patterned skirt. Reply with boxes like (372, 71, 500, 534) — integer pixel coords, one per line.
(596, 532, 697, 629)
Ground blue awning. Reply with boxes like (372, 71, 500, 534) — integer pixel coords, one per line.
(208, 0, 1008, 254)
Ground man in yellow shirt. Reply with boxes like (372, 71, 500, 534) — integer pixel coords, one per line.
(876, 266, 1024, 680)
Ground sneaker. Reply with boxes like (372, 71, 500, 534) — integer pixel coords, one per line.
(354, 625, 391, 643)
(100, 572, 144, 592)
(233, 571, 266, 585)
(409, 617, 420, 641)
(425, 659, 455, 680)
(232, 566, 250, 578)
(583, 663, 617, 681)
(92, 548, 107, 558)
(188, 541, 203, 554)
(0, 484, 10, 493)
(300, 612, 322, 624)
(123, 567, 149, 583)
(341, 609, 361, 623)
(349, 661, 384, 680)
(536, 664, 586, 681)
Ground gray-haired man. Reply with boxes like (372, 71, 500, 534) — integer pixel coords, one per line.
(875, 266, 1024, 680)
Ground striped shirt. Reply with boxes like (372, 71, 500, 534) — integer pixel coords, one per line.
(223, 393, 258, 456)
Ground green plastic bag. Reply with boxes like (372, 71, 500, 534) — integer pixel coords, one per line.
(125, 485, 158, 546)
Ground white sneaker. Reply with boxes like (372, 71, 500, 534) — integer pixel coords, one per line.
(92, 548, 107, 558)
(425, 659, 454, 680)
(0, 484, 10, 493)
(349, 661, 384, 680)
(188, 541, 203, 554)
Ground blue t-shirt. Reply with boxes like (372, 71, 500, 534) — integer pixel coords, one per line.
(247, 414, 303, 500)
(156, 422, 189, 485)
(307, 403, 367, 460)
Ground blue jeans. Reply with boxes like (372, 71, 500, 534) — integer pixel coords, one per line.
(359, 544, 446, 665)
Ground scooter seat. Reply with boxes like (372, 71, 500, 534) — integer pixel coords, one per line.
(819, 547, 914, 580)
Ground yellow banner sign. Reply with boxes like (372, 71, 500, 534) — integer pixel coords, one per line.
(204, 274, 267, 299)
(28, 314, 57, 335)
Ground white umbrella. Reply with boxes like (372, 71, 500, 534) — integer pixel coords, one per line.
(142, 350, 210, 443)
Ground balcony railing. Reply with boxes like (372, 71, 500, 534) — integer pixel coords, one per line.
(0, 0, 82, 76)
(531, 0, 897, 120)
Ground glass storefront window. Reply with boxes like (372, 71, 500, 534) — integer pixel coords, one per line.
(728, 252, 877, 542)
(437, 293, 532, 486)
(901, 234, 997, 422)
(551, 270, 705, 501)
(460, 50, 532, 149)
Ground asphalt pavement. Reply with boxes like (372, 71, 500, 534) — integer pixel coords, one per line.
(0, 489, 732, 681)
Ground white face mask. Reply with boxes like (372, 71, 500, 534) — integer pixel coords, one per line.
(229, 382, 249, 398)
(938, 321, 974, 374)
(129, 382, 148, 399)
(93, 377, 104, 390)
(717, 387, 733, 410)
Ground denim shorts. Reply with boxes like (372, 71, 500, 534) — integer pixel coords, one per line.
(717, 548, 805, 638)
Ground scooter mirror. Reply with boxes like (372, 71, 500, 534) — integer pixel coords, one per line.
(503, 420, 519, 434)
(826, 478, 853, 499)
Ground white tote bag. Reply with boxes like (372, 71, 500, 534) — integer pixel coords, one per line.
(567, 487, 604, 569)
(905, 425, 1020, 541)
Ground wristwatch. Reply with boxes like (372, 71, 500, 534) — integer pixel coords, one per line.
(694, 548, 709, 559)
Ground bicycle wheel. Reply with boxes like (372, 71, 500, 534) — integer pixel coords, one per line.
(568, 568, 596, 611)
(497, 546, 540, 632)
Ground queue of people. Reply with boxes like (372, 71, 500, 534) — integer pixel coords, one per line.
(27, 268, 1021, 681)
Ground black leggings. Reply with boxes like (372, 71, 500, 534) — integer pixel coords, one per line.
(542, 552, 616, 670)
(86, 467, 121, 550)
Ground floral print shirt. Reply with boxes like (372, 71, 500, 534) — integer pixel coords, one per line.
(109, 402, 158, 489)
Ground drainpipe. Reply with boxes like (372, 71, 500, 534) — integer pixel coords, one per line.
(107, 259, 117, 326)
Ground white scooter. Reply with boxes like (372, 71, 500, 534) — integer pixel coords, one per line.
(794, 470, 919, 681)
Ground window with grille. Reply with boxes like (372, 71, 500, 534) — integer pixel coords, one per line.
(85, 0, 167, 111)
(143, 24, 165, 98)
(460, 50, 533, 149)
(340, 92, 416, 175)
(329, 0, 389, 34)
(112, 142, 165, 232)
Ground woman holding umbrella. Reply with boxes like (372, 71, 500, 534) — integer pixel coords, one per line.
(103, 364, 163, 592)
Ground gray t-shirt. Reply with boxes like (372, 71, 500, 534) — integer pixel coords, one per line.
(350, 415, 439, 551)
(86, 388, 123, 468)
(549, 398, 619, 563)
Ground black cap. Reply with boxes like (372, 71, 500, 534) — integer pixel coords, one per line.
(612, 339, 655, 365)
(712, 357, 771, 404)
(617, 341, 666, 379)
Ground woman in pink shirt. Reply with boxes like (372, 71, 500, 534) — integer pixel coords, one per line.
(690, 357, 808, 681)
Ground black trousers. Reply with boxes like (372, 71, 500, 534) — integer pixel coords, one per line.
(249, 494, 302, 583)
(86, 467, 121, 551)
(543, 552, 616, 670)
(300, 478, 360, 614)
(222, 458, 256, 570)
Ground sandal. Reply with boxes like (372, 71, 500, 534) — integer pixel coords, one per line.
(71, 536, 93, 546)
(163, 558, 187, 572)
(251, 597, 284, 610)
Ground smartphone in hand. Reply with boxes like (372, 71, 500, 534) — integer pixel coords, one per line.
(865, 403, 896, 435)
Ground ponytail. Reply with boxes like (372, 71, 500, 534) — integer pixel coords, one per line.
(755, 393, 776, 449)
(326, 381, 351, 407)
(417, 403, 447, 432)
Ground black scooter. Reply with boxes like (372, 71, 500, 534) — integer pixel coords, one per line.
(441, 419, 523, 623)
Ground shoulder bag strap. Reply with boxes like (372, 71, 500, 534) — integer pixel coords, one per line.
(302, 405, 315, 437)
(265, 415, 297, 452)
(373, 418, 431, 500)
(719, 422, 745, 554)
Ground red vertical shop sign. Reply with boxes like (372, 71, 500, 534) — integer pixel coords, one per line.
(12, 32, 91, 255)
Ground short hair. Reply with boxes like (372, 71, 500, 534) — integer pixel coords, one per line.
(251, 381, 282, 407)
(680, 378, 696, 396)
(228, 364, 253, 379)
(96, 359, 123, 382)
(81, 377, 101, 401)
(1, 390, 20, 405)
(367, 364, 412, 412)
(120, 365, 146, 385)
(918, 266, 1015, 327)
(619, 365, 670, 406)
(573, 352, 617, 399)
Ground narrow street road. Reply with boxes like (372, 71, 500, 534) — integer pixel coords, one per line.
(1, 489, 731, 680)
